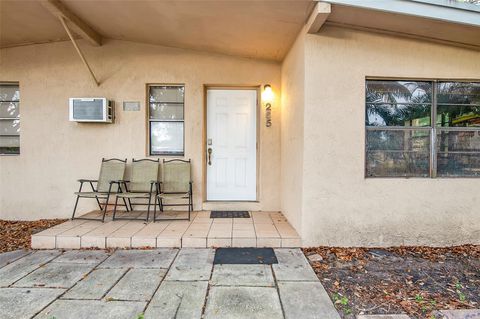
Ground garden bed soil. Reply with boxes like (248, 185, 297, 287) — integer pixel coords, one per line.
(303, 246, 480, 319)
(0, 219, 67, 253)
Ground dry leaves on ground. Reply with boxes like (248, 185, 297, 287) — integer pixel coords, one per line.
(0, 219, 67, 253)
(304, 246, 480, 319)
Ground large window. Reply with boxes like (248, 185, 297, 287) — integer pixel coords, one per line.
(148, 85, 185, 156)
(366, 80, 480, 177)
(0, 83, 20, 155)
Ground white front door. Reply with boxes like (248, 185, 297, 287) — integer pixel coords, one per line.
(206, 89, 257, 201)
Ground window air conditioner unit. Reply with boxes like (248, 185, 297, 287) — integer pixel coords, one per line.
(69, 98, 114, 123)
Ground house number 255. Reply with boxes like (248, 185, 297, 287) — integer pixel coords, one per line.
(266, 103, 272, 127)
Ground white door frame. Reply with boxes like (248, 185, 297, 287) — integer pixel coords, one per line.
(203, 86, 260, 202)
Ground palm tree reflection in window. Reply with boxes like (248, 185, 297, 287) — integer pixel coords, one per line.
(365, 80, 480, 177)
(365, 81, 432, 177)
(436, 82, 480, 176)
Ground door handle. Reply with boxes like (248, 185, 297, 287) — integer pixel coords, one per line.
(207, 148, 212, 166)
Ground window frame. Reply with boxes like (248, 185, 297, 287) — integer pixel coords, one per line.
(365, 78, 480, 178)
(0, 82, 20, 156)
(147, 83, 185, 157)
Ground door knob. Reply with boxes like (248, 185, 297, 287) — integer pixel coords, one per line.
(207, 148, 212, 166)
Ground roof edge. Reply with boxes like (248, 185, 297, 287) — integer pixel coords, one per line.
(321, 0, 480, 27)
(409, 0, 480, 13)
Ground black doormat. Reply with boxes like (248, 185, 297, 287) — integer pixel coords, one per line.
(214, 248, 278, 265)
(210, 211, 250, 218)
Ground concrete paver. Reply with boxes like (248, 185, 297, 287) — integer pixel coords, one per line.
(165, 248, 214, 281)
(0, 250, 31, 268)
(99, 249, 178, 269)
(204, 286, 283, 319)
(211, 264, 274, 287)
(272, 248, 319, 281)
(0, 288, 65, 319)
(145, 281, 208, 319)
(0, 250, 62, 287)
(53, 250, 110, 264)
(34, 299, 146, 319)
(0, 248, 348, 319)
(106, 268, 166, 301)
(436, 309, 480, 318)
(13, 262, 96, 288)
(278, 281, 341, 319)
(62, 268, 127, 300)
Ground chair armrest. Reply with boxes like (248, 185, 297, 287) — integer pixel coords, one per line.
(78, 179, 97, 183)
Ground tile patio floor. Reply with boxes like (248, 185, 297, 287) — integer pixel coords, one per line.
(0, 248, 341, 319)
(32, 211, 301, 249)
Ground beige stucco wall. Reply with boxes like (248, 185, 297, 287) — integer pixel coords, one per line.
(2, 25, 479, 247)
(280, 30, 305, 234)
(301, 26, 480, 246)
(0, 39, 281, 220)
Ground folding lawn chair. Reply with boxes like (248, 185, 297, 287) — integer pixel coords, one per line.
(154, 159, 193, 221)
(72, 158, 128, 222)
(112, 158, 159, 222)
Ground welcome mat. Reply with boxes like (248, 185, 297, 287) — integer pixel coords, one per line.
(214, 248, 278, 265)
(210, 211, 250, 218)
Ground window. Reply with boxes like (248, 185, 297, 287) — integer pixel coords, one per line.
(148, 85, 185, 156)
(365, 80, 480, 177)
(0, 83, 20, 155)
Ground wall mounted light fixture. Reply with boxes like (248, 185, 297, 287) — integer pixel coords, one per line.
(262, 84, 273, 127)
(262, 84, 274, 103)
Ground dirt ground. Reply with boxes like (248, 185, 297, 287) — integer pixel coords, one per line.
(303, 246, 480, 319)
(0, 219, 67, 253)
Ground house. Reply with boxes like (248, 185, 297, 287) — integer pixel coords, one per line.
(1, 0, 479, 247)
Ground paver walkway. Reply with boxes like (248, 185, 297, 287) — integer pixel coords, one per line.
(0, 248, 340, 319)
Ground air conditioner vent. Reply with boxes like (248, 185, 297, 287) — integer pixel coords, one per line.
(69, 98, 114, 123)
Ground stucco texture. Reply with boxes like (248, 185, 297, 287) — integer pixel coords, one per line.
(0, 39, 281, 219)
(280, 29, 305, 235)
(301, 26, 480, 246)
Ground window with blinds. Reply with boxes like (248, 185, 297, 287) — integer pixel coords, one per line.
(0, 83, 20, 155)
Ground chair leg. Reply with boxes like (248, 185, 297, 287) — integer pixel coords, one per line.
(188, 195, 192, 221)
(94, 196, 103, 210)
(112, 196, 119, 221)
(159, 197, 164, 212)
(101, 194, 110, 223)
(153, 196, 158, 222)
(128, 198, 133, 211)
(71, 195, 81, 220)
(146, 195, 152, 222)
(122, 197, 130, 212)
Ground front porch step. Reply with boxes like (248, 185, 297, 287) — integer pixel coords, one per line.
(31, 211, 302, 249)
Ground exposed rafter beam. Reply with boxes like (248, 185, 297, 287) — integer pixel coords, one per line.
(60, 17, 100, 86)
(306, 2, 331, 34)
(40, 0, 102, 46)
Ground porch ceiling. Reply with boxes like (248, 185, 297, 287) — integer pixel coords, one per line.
(0, 0, 314, 61)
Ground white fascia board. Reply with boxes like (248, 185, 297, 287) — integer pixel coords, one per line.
(410, 0, 480, 12)
(321, 0, 480, 27)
